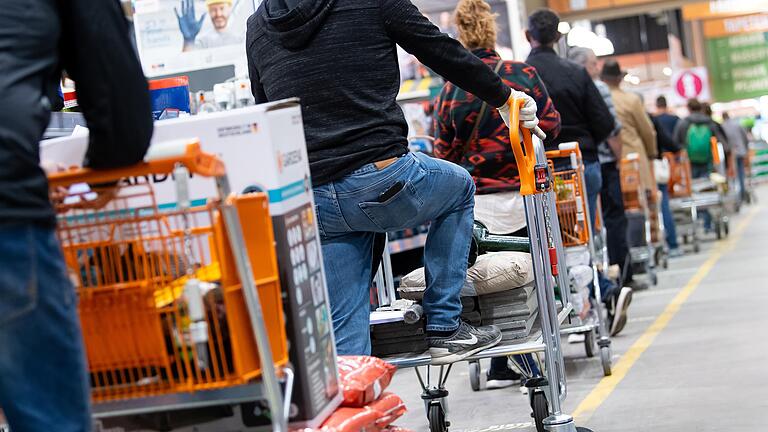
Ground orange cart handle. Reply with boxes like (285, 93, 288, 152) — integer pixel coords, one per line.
(545, 142, 582, 160)
(48, 140, 225, 189)
(508, 98, 538, 196)
(710, 137, 721, 165)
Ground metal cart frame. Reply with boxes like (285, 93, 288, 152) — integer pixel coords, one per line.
(547, 144, 613, 377)
(619, 155, 658, 285)
(382, 100, 579, 432)
(48, 142, 290, 432)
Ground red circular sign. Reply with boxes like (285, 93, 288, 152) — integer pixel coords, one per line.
(675, 71, 704, 99)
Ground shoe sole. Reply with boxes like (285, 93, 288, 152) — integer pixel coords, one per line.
(486, 379, 518, 390)
(429, 333, 503, 365)
(611, 289, 633, 336)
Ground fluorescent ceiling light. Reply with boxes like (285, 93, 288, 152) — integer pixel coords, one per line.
(566, 27, 615, 56)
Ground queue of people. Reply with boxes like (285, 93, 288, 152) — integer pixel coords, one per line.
(0, 0, 756, 430)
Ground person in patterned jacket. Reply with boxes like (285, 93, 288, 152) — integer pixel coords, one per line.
(432, 0, 561, 390)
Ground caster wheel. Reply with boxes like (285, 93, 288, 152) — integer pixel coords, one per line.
(693, 240, 701, 253)
(724, 221, 730, 237)
(584, 330, 596, 358)
(682, 235, 689, 245)
(468, 361, 481, 392)
(601, 346, 612, 376)
(428, 403, 449, 432)
(531, 391, 548, 432)
(650, 271, 658, 286)
(715, 223, 722, 240)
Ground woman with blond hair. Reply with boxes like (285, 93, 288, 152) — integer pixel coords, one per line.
(433, 0, 561, 389)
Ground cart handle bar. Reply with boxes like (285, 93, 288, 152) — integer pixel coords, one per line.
(508, 98, 539, 196)
(48, 140, 225, 188)
(545, 142, 582, 160)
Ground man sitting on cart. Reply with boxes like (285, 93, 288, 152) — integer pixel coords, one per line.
(246, 0, 542, 362)
(432, 0, 561, 389)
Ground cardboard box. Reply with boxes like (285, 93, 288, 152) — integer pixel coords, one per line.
(41, 100, 342, 428)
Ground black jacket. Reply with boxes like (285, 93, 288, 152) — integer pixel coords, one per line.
(246, 0, 511, 185)
(526, 47, 614, 162)
(649, 113, 680, 157)
(0, 0, 153, 225)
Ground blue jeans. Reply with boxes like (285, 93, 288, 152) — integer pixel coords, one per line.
(0, 224, 91, 432)
(736, 156, 747, 202)
(584, 161, 603, 231)
(314, 152, 475, 355)
(690, 162, 713, 230)
(658, 184, 679, 249)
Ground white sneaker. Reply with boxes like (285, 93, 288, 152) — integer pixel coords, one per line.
(610, 287, 633, 336)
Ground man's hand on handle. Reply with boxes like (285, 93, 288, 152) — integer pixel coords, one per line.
(497, 91, 546, 140)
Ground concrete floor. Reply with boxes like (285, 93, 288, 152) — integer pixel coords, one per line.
(389, 185, 768, 432)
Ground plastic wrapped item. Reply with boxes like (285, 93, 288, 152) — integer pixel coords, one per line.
(381, 427, 416, 432)
(565, 247, 591, 267)
(291, 393, 407, 432)
(337, 356, 396, 407)
(368, 393, 407, 428)
(568, 265, 593, 291)
(570, 286, 591, 320)
(399, 252, 533, 298)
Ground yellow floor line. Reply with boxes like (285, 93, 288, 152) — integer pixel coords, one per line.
(572, 204, 761, 423)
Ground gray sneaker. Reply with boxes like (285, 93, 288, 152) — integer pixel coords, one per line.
(427, 322, 502, 365)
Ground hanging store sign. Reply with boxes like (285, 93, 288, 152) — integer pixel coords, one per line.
(682, 0, 768, 21)
(703, 14, 768, 38)
(706, 32, 768, 102)
(671, 67, 711, 104)
(133, 0, 258, 77)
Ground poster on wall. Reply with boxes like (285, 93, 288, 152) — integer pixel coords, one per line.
(133, 0, 259, 77)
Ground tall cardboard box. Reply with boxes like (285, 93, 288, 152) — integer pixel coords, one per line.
(41, 100, 342, 427)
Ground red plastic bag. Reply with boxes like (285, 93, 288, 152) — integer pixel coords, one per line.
(368, 393, 407, 428)
(319, 406, 380, 432)
(337, 355, 397, 407)
(381, 427, 415, 432)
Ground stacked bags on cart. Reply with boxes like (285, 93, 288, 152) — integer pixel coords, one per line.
(395, 251, 537, 345)
(565, 247, 594, 320)
(293, 356, 411, 432)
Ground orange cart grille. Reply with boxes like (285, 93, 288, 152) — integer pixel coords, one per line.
(550, 166, 589, 247)
(52, 177, 288, 403)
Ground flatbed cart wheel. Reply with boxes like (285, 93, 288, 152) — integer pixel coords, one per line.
(468, 361, 481, 392)
(715, 222, 723, 240)
(693, 238, 701, 253)
(428, 402, 449, 432)
(584, 330, 596, 358)
(531, 390, 548, 432)
(724, 220, 730, 237)
(601, 345, 612, 376)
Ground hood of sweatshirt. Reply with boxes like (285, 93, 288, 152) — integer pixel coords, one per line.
(258, 0, 336, 50)
(687, 112, 713, 125)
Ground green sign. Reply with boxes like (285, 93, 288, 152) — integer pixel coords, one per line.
(706, 32, 768, 102)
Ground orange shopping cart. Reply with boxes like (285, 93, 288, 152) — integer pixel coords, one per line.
(619, 154, 658, 285)
(664, 150, 700, 253)
(48, 141, 290, 432)
(547, 143, 612, 376)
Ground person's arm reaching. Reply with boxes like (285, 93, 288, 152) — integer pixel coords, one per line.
(380, 0, 509, 108)
(581, 71, 614, 144)
(59, 0, 153, 169)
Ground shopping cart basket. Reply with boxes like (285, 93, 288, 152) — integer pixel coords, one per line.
(665, 150, 700, 253)
(619, 154, 657, 285)
(380, 100, 579, 432)
(48, 141, 290, 432)
(547, 144, 612, 376)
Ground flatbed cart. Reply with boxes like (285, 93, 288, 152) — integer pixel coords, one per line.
(381, 100, 581, 432)
(547, 144, 612, 377)
(619, 154, 658, 285)
(48, 142, 291, 432)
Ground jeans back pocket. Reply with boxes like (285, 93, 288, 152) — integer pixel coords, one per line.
(358, 181, 424, 231)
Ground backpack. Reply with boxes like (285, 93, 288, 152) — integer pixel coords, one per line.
(686, 123, 713, 164)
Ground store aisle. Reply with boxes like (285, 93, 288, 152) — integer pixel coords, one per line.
(389, 185, 768, 432)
